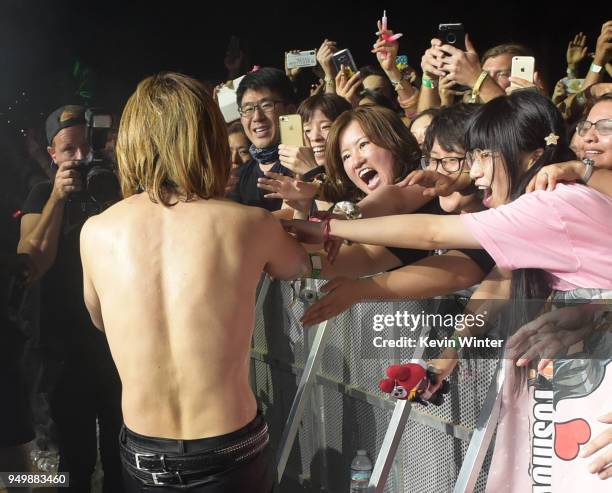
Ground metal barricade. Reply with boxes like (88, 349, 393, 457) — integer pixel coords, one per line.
(251, 278, 501, 493)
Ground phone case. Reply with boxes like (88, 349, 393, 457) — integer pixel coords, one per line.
(286, 50, 317, 70)
(279, 115, 304, 147)
(438, 23, 465, 51)
(331, 49, 358, 76)
(511, 56, 535, 85)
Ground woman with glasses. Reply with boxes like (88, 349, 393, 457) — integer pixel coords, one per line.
(527, 94, 612, 196)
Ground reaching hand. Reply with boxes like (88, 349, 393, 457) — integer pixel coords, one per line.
(526, 161, 584, 192)
(317, 39, 338, 78)
(301, 276, 365, 325)
(567, 32, 588, 69)
(257, 171, 319, 201)
(437, 34, 482, 88)
(421, 38, 446, 80)
(438, 74, 465, 106)
(594, 20, 612, 66)
(506, 71, 545, 95)
(581, 411, 612, 480)
(278, 144, 318, 175)
(282, 219, 325, 244)
(506, 305, 595, 372)
(335, 66, 362, 107)
(372, 20, 400, 74)
(398, 169, 470, 197)
(551, 79, 568, 105)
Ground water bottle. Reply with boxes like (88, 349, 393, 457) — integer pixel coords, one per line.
(350, 449, 372, 492)
(31, 450, 59, 473)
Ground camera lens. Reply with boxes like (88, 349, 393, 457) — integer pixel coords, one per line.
(447, 33, 456, 44)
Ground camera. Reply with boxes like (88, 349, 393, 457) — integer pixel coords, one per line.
(70, 109, 121, 218)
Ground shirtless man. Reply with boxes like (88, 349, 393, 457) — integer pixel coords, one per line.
(80, 72, 309, 492)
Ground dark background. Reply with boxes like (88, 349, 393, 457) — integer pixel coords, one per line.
(0, 0, 608, 122)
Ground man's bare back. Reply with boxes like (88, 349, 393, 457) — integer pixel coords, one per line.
(80, 193, 308, 439)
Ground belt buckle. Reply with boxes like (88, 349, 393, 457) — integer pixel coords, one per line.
(152, 471, 182, 485)
(134, 452, 157, 471)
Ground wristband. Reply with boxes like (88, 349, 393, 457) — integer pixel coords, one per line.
(469, 71, 488, 103)
(581, 158, 595, 184)
(590, 62, 603, 73)
(422, 76, 437, 89)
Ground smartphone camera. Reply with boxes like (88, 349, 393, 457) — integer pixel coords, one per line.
(438, 23, 465, 51)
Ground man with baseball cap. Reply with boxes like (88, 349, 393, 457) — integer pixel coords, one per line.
(18, 105, 124, 492)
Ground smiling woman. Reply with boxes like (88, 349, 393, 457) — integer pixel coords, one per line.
(322, 106, 421, 202)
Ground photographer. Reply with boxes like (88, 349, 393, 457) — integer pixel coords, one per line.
(17, 105, 123, 493)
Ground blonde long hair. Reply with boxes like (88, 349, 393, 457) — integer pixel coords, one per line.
(116, 72, 230, 205)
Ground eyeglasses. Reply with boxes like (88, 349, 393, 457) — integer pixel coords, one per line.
(576, 118, 612, 137)
(420, 155, 466, 173)
(238, 99, 283, 118)
(465, 149, 496, 169)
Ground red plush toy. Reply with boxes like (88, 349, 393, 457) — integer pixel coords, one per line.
(379, 359, 450, 406)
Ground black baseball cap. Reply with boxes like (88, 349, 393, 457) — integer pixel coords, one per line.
(45, 105, 86, 145)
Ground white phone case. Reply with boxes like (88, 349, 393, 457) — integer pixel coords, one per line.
(511, 56, 535, 85)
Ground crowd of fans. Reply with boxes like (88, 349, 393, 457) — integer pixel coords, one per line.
(1, 14, 611, 493)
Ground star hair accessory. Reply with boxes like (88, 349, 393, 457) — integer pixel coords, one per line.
(544, 132, 559, 146)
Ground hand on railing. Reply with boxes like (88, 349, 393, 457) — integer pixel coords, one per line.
(301, 276, 364, 325)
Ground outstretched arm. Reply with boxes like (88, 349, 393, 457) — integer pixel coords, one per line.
(328, 214, 480, 250)
(301, 250, 488, 325)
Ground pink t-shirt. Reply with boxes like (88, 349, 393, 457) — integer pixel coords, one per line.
(460, 183, 612, 291)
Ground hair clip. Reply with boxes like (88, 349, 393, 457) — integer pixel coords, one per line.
(544, 132, 559, 146)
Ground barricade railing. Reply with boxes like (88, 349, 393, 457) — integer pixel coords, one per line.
(251, 277, 501, 493)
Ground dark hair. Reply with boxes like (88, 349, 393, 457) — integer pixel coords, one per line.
(423, 103, 481, 155)
(465, 91, 574, 201)
(297, 93, 351, 123)
(358, 89, 397, 111)
(467, 91, 576, 392)
(227, 120, 247, 135)
(359, 65, 398, 109)
(323, 106, 421, 202)
(236, 67, 295, 107)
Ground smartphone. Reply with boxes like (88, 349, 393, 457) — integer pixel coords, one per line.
(331, 49, 358, 77)
(286, 50, 317, 70)
(511, 56, 535, 86)
(279, 115, 304, 147)
(438, 23, 465, 51)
